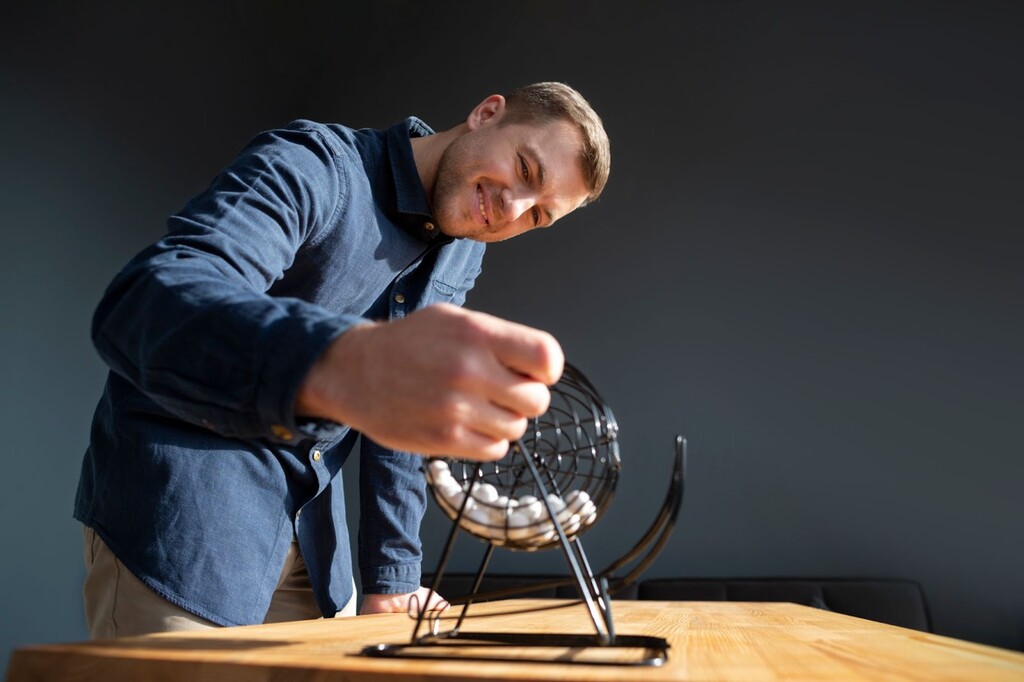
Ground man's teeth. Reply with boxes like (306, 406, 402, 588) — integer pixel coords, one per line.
(478, 187, 488, 223)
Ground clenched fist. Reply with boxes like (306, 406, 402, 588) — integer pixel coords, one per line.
(296, 303, 564, 461)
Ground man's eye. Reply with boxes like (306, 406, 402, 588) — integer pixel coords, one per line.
(532, 207, 541, 226)
(519, 156, 530, 181)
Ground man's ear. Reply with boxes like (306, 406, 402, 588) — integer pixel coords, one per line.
(466, 95, 506, 130)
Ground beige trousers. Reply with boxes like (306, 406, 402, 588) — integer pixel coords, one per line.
(82, 526, 357, 639)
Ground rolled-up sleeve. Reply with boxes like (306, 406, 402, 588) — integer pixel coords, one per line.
(357, 437, 426, 595)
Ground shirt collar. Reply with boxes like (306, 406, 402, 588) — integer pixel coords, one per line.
(385, 117, 448, 243)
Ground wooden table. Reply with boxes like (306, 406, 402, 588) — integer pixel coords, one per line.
(7, 599, 1024, 681)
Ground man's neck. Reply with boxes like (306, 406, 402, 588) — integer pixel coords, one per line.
(410, 124, 466, 198)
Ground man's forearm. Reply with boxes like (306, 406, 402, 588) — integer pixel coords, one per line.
(295, 303, 563, 462)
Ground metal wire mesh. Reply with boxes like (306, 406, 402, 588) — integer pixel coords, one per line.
(425, 364, 622, 551)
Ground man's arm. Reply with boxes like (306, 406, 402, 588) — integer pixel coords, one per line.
(296, 303, 563, 462)
(354, 438, 444, 615)
(348, 260, 544, 615)
(91, 123, 360, 441)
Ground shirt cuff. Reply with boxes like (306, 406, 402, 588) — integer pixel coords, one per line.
(360, 562, 422, 595)
(255, 312, 364, 443)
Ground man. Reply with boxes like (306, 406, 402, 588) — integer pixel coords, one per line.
(75, 82, 610, 637)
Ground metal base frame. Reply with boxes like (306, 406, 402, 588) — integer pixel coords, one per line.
(360, 436, 686, 666)
(363, 632, 671, 667)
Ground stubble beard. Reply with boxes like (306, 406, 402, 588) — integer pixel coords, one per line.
(430, 134, 484, 240)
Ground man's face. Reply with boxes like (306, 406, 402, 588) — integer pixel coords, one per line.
(431, 118, 590, 242)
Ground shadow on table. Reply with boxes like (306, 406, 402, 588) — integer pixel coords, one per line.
(62, 636, 293, 652)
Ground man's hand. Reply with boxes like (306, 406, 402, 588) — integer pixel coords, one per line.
(296, 303, 564, 461)
(360, 587, 450, 616)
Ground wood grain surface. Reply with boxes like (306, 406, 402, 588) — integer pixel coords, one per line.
(7, 599, 1024, 681)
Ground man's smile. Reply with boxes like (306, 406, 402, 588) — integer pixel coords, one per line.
(476, 184, 490, 225)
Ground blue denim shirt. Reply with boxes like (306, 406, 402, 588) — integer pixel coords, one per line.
(74, 117, 486, 626)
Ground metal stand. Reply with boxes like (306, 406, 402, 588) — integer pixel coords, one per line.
(362, 436, 687, 667)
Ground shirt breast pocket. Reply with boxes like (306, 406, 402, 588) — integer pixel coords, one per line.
(428, 277, 458, 302)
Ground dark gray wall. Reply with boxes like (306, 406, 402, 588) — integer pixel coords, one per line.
(2, 1, 1021, 670)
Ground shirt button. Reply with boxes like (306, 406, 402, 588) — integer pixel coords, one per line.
(394, 293, 406, 304)
(424, 221, 435, 231)
(312, 450, 322, 462)
(271, 424, 294, 440)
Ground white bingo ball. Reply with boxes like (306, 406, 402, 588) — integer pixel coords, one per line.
(561, 513, 582, 535)
(445, 490, 476, 514)
(507, 510, 531, 528)
(432, 473, 456, 493)
(534, 520, 554, 536)
(436, 477, 460, 499)
(507, 527, 534, 542)
(545, 494, 567, 517)
(516, 527, 545, 545)
(565, 489, 591, 514)
(470, 482, 499, 504)
(535, 528, 557, 545)
(466, 506, 492, 527)
(503, 522, 536, 540)
(427, 459, 450, 479)
(485, 503, 508, 528)
(518, 498, 545, 522)
(461, 510, 504, 542)
(520, 518, 553, 545)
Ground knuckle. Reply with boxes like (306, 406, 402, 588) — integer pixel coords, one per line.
(531, 386, 552, 415)
(454, 314, 488, 346)
(507, 416, 529, 440)
(441, 355, 481, 391)
(436, 394, 470, 424)
(517, 382, 551, 417)
(482, 439, 510, 461)
(431, 420, 465, 451)
(534, 332, 565, 384)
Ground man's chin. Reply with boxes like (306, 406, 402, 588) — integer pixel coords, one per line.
(436, 216, 508, 242)
(438, 222, 485, 241)
(461, 227, 507, 243)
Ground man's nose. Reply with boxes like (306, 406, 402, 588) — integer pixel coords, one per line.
(500, 188, 535, 223)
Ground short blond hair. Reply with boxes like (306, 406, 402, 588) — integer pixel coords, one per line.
(502, 82, 610, 205)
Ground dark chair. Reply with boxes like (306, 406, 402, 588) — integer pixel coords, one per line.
(636, 577, 932, 632)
